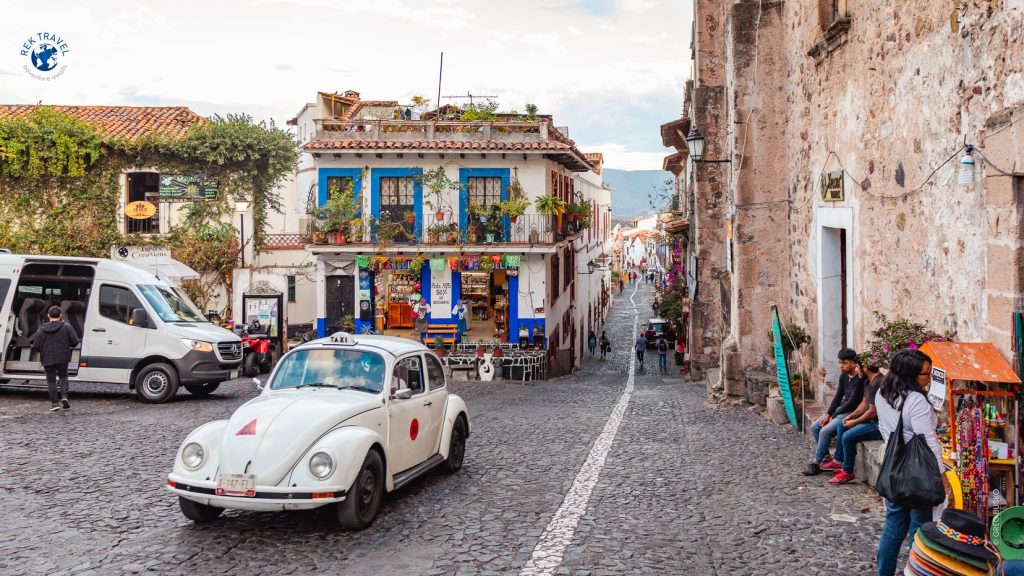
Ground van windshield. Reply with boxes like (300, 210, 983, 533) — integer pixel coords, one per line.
(138, 284, 207, 323)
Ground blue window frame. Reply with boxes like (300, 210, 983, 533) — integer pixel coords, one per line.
(458, 168, 510, 233)
(317, 168, 363, 211)
(371, 168, 423, 242)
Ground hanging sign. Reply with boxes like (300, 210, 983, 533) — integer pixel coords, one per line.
(431, 268, 453, 319)
(928, 366, 947, 410)
(159, 174, 217, 202)
(110, 244, 171, 261)
(820, 170, 844, 202)
(770, 306, 798, 428)
(125, 201, 157, 220)
(429, 257, 446, 271)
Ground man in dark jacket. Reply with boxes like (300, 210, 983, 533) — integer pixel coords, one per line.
(802, 347, 865, 476)
(30, 306, 80, 411)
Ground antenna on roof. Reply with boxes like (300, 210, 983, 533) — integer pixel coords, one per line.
(436, 52, 443, 121)
(442, 92, 499, 106)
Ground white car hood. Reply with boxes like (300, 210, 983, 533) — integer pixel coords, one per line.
(165, 322, 240, 343)
(218, 390, 381, 485)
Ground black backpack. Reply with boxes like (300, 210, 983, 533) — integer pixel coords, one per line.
(658, 339, 668, 352)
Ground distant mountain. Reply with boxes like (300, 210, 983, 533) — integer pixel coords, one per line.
(602, 169, 673, 219)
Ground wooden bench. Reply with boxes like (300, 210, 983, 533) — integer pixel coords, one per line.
(422, 323, 459, 346)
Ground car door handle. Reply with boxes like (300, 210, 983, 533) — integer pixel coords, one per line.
(423, 400, 433, 406)
(92, 328, 106, 333)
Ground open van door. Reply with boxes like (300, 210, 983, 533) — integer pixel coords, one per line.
(77, 282, 149, 384)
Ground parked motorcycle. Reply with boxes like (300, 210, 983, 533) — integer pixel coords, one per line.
(235, 322, 274, 376)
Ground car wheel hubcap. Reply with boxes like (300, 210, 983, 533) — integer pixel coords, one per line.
(145, 373, 168, 396)
(359, 471, 375, 507)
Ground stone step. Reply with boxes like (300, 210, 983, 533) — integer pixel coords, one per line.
(854, 440, 885, 487)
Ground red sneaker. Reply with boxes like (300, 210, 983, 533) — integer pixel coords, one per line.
(820, 458, 842, 471)
(829, 470, 855, 484)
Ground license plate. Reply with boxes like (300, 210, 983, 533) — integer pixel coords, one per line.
(230, 370, 239, 379)
(215, 473, 255, 497)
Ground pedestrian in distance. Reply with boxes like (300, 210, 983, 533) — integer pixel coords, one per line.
(634, 332, 647, 367)
(599, 331, 611, 359)
(874, 349, 948, 576)
(588, 330, 597, 357)
(802, 347, 866, 476)
(30, 306, 80, 412)
(656, 336, 669, 373)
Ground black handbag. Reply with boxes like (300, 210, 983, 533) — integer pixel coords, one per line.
(875, 393, 945, 507)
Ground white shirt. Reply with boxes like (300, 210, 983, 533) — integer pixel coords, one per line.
(875, 390, 944, 472)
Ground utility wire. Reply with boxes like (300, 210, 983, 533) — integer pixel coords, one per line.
(975, 147, 1024, 177)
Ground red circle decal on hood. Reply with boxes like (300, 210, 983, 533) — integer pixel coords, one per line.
(410, 418, 419, 441)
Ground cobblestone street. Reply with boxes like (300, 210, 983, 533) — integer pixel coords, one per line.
(1, 285, 885, 575)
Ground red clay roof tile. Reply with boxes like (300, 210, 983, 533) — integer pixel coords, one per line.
(0, 104, 204, 140)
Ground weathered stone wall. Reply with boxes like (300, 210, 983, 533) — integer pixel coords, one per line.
(721, 0, 792, 395)
(777, 1, 1024, 375)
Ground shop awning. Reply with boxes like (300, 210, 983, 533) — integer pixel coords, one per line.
(919, 341, 1020, 384)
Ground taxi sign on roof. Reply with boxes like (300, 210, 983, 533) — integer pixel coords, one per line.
(329, 332, 356, 345)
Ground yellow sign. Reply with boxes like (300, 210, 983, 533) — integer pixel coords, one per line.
(125, 201, 157, 220)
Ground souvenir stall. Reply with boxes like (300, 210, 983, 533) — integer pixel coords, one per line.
(923, 341, 1022, 526)
(354, 255, 423, 332)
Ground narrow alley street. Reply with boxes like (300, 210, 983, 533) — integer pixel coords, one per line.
(1, 283, 882, 575)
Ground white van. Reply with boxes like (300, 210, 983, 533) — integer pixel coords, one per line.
(0, 254, 242, 403)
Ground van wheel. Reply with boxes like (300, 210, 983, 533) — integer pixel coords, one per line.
(135, 363, 179, 403)
(184, 383, 220, 397)
(242, 354, 258, 377)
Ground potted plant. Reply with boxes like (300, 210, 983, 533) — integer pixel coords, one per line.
(410, 254, 426, 275)
(483, 219, 502, 243)
(447, 222, 460, 244)
(534, 195, 566, 220)
(433, 335, 447, 356)
(427, 223, 448, 244)
(476, 338, 487, 358)
(348, 218, 364, 242)
(499, 198, 530, 223)
(339, 314, 355, 332)
(421, 166, 458, 222)
(321, 192, 356, 244)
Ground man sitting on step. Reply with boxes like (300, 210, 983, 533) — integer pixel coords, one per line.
(802, 347, 865, 477)
(829, 363, 884, 485)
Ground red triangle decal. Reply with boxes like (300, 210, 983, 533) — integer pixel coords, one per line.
(236, 419, 257, 436)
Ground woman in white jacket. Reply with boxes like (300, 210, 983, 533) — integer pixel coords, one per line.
(873, 348, 948, 576)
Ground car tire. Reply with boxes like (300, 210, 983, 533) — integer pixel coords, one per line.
(184, 383, 220, 397)
(442, 416, 467, 473)
(178, 496, 223, 523)
(336, 450, 384, 530)
(242, 354, 258, 377)
(134, 363, 179, 403)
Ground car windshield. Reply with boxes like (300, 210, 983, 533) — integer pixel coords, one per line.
(271, 348, 385, 393)
(138, 284, 207, 323)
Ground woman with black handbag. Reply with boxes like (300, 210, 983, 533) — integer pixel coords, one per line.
(874, 349, 950, 575)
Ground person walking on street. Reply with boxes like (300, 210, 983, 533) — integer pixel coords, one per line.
(634, 333, 647, 366)
(599, 331, 610, 359)
(588, 330, 597, 357)
(30, 306, 80, 411)
(875, 349, 948, 576)
(656, 336, 669, 373)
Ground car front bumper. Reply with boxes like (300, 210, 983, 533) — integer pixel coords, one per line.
(167, 475, 347, 512)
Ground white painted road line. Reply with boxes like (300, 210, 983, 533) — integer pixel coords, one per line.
(519, 282, 640, 576)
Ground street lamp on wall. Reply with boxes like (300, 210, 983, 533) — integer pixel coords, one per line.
(235, 195, 251, 268)
(685, 127, 731, 164)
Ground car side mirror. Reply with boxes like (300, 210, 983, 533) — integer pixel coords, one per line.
(130, 308, 150, 328)
(392, 388, 413, 400)
(253, 377, 264, 391)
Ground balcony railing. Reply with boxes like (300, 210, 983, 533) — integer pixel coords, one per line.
(313, 119, 558, 144)
(310, 214, 584, 248)
(264, 233, 311, 250)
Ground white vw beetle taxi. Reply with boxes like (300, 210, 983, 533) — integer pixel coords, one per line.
(166, 332, 469, 529)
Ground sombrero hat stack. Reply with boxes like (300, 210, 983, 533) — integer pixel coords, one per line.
(903, 509, 997, 576)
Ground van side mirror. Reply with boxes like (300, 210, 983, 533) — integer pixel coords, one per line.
(130, 308, 150, 328)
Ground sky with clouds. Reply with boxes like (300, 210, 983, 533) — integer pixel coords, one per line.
(2, 0, 693, 170)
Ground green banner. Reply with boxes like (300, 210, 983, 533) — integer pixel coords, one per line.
(355, 255, 369, 269)
(159, 175, 217, 201)
(771, 306, 798, 427)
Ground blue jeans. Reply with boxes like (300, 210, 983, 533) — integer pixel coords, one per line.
(658, 353, 667, 368)
(810, 412, 849, 463)
(877, 499, 932, 576)
(838, 420, 882, 474)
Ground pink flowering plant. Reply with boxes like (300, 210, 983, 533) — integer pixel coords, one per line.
(860, 311, 954, 368)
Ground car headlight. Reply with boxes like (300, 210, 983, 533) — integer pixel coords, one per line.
(180, 339, 214, 353)
(181, 442, 205, 470)
(309, 451, 334, 479)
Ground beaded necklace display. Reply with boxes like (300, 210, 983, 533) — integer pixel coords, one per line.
(956, 401, 989, 520)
